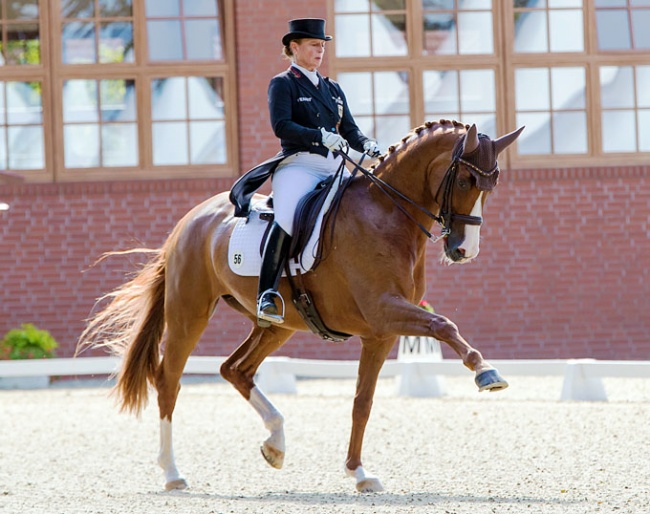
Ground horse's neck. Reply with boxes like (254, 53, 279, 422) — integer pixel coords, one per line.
(372, 133, 455, 213)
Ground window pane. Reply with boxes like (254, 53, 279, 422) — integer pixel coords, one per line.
(0, 128, 6, 169)
(64, 124, 100, 167)
(551, 67, 585, 109)
(101, 80, 136, 122)
(0, 84, 5, 124)
(145, 0, 179, 17)
(147, 20, 183, 61)
(460, 69, 495, 112)
(190, 121, 225, 164)
(458, 12, 493, 54)
(372, 13, 407, 56)
(596, 11, 631, 50)
(549, 10, 583, 52)
(602, 110, 636, 152)
(151, 78, 187, 120)
(152, 122, 188, 165)
(63, 80, 98, 123)
(374, 71, 409, 115)
(374, 0, 405, 10)
(183, 0, 218, 17)
(99, 22, 134, 63)
(553, 111, 587, 153)
(99, 0, 133, 17)
(61, 0, 94, 17)
(600, 66, 634, 109)
(336, 73, 373, 115)
(378, 116, 410, 147)
(514, 11, 548, 53)
(639, 110, 650, 151)
(8, 125, 43, 169)
(549, 0, 581, 6)
(466, 113, 497, 139)
(6, 0, 39, 19)
(631, 10, 650, 49)
(637, 66, 650, 108)
(335, 14, 370, 57)
(515, 68, 550, 110)
(424, 70, 459, 114)
(188, 77, 224, 120)
(6, 82, 42, 124)
(185, 19, 222, 60)
(335, 0, 368, 12)
(423, 13, 456, 55)
(516, 112, 551, 154)
(102, 124, 138, 167)
(595, 0, 625, 6)
(5, 24, 41, 65)
(62, 22, 96, 64)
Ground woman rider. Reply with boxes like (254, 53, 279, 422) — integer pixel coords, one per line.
(229, 18, 381, 327)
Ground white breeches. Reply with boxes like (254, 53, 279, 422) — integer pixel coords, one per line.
(271, 151, 344, 235)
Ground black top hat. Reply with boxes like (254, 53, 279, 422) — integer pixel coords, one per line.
(282, 18, 332, 46)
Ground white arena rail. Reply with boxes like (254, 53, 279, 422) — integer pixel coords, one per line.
(0, 355, 648, 401)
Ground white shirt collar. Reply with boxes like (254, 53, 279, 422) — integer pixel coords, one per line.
(291, 63, 319, 86)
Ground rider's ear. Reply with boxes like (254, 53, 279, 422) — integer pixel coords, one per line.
(462, 124, 480, 155)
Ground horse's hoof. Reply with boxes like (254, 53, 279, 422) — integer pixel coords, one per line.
(475, 369, 509, 392)
(164, 478, 189, 491)
(356, 477, 384, 493)
(260, 441, 284, 469)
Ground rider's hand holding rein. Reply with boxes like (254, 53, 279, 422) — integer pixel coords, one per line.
(321, 127, 348, 153)
(363, 139, 381, 158)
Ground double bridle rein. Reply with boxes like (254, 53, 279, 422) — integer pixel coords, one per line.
(338, 137, 499, 243)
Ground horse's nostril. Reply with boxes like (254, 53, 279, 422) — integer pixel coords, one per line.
(457, 247, 466, 256)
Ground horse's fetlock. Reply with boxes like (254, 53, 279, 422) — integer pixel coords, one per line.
(264, 412, 284, 432)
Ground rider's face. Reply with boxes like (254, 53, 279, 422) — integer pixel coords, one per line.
(291, 39, 326, 71)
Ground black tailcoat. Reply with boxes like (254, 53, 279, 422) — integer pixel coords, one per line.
(230, 66, 370, 217)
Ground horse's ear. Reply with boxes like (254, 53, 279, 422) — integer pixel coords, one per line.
(463, 124, 480, 155)
(494, 126, 525, 155)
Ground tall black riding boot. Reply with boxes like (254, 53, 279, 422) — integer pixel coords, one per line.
(257, 222, 291, 327)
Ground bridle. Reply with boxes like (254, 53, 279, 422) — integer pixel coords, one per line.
(337, 134, 500, 243)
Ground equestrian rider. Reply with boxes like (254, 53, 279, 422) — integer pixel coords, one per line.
(229, 18, 381, 327)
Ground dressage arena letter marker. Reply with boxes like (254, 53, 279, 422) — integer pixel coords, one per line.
(396, 335, 447, 397)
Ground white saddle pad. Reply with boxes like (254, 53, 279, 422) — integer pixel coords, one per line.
(228, 179, 342, 277)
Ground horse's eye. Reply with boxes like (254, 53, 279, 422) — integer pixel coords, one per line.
(457, 178, 470, 191)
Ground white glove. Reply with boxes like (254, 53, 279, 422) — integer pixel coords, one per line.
(321, 128, 348, 153)
(363, 139, 381, 158)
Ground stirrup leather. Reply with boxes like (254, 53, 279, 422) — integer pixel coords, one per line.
(257, 289, 286, 325)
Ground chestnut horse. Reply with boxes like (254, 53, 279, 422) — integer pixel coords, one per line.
(78, 120, 523, 493)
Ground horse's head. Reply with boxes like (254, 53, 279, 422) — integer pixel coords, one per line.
(440, 124, 524, 264)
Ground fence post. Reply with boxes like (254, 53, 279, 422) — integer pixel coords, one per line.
(560, 359, 607, 401)
(395, 336, 446, 397)
(256, 358, 298, 394)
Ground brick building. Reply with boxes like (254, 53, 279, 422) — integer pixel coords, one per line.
(1, 1, 649, 361)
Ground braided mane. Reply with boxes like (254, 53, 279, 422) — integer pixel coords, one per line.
(370, 119, 469, 171)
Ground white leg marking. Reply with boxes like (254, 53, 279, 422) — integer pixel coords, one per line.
(249, 386, 285, 468)
(158, 418, 188, 490)
(345, 464, 384, 493)
(460, 192, 483, 260)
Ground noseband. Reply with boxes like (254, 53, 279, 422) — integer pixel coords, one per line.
(338, 134, 499, 243)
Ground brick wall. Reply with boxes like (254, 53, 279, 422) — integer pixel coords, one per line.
(2, 167, 648, 361)
(1, 2, 649, 362)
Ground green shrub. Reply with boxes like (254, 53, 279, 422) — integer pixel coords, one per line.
(0, 323, 59, 360)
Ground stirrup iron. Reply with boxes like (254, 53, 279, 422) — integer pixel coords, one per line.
(257, 289, 286, 326)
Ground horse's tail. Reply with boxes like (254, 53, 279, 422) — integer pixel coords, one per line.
(77, 247, 167, 416)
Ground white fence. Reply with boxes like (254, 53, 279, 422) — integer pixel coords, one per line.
(1, 354, 648, 401)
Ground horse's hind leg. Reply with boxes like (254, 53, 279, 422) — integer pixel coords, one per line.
(220, 325, 295, 469)
(156, 297, 214, 490)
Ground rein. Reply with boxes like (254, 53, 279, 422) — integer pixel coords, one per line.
(338, 148, 490, 243)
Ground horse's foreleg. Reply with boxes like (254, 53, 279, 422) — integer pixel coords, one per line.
(345, 336, 395, 493)
(220, 325, 294, 469)
(429, 314, 508, 391)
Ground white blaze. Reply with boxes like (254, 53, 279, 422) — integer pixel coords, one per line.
(459, 192, 483, 260)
